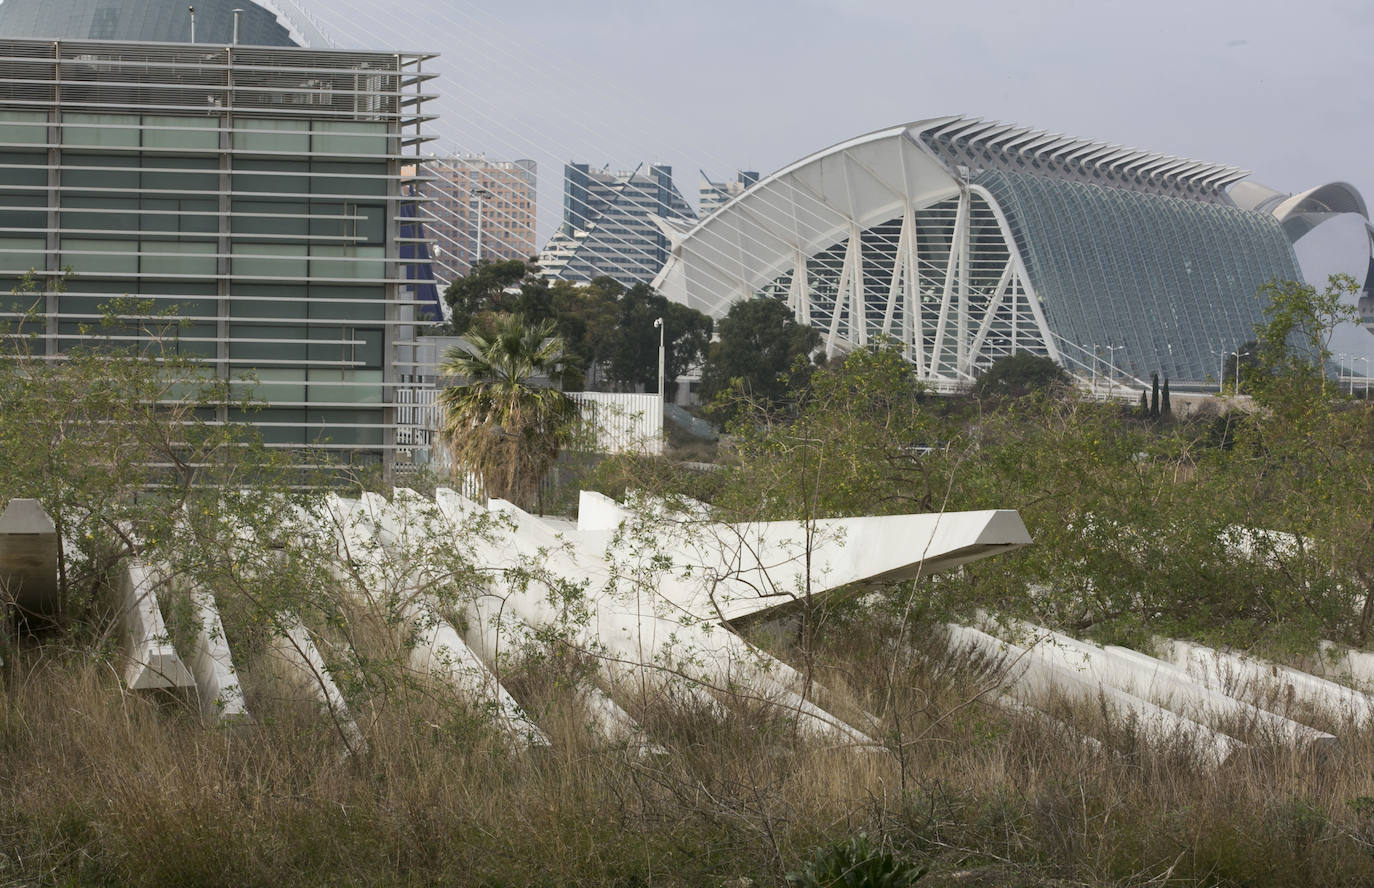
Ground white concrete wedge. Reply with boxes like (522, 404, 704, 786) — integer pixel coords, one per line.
(120, 559, 195, 691)
(270, 617, 366, 755)
(987, 617, 1333, 750)
(407, 595, 549, 747)
(434, 489, 872, 745)
(1161, 638, 1374, 727)
(185, 585, 248, 723)
(997, 696, 1105, 755)
(1101, 644, 1334, 749)
(946, 623, 1242, 768)
(1315, 641, 1374, 689)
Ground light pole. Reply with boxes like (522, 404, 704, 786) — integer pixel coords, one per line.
(653, 317, 665, 403)
(1103, 345, 1123, 400)
(1090, 345, 1099, 393)
(1231, 350, 1250, 394)
(472, 187, 493, 269)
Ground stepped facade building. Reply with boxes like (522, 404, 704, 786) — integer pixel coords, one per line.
(539, 163, 694, 287)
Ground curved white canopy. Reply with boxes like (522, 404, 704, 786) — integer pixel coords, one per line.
(653, 119, 963, 317)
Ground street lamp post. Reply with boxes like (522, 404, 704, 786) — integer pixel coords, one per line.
(1103, 345, 1123, 401)
(1231, 350, 1250, 394)
(653, 317, 665, 402)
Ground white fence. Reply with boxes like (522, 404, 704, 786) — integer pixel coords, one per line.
(568, 392, 664, 456)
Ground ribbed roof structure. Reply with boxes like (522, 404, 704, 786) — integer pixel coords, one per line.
(655, 117, 1369, 389)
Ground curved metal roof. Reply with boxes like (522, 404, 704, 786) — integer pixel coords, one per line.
(0, 0, 304, 47)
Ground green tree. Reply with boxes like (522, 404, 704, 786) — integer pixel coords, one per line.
(1252, 274, 1361, 401)
(436, 314, 577, 510)
(549, 278, 621, 389)
(973, 352, 1068, 399)
(441, 258, 546, 335)
(609, 284, 713, 398)
(0, 283, 285, 634)
(699, 297, 819, 414)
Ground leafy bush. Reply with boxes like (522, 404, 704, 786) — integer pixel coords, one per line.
(787, 834, 926, 888)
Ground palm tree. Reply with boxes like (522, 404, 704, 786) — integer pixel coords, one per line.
(437, 314, 576, 510)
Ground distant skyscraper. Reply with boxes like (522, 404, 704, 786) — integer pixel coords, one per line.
(699, 170, 759, 218)
(415, 156, 536, 287)
(539, 163, 694, 286)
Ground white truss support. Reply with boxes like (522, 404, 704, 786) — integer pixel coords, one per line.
(928, 196, 966, 378)
(1024, 286, 1062, 365)
(881, 207, 908, 336)
(788, 249, 811, 326)
(969, 183, 1061, 367)
(967, 259, 1015, 365)
(902, 206, 923, 370)
(846, 224, 866, 347)
(825, 225, 864, 357)
(120, 559, 195, 692)
(955, 188, 972, 377)
(1009, 272, 1021, 354)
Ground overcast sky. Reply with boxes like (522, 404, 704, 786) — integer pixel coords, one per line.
(288, 0, 1373, 331)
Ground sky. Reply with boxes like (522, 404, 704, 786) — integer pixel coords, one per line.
(283, 0, 1374, 353)
(285, 0, 1370, 234)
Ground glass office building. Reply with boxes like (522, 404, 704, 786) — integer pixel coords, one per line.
(539, 163, 694, 288)
(655, 116, 1368, 389)
(0, 36, 436, 471)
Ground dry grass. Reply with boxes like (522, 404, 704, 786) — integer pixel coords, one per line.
(7, 607, 1374, 887)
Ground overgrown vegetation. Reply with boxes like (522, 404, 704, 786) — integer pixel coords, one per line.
(3, 276, 1374, 886)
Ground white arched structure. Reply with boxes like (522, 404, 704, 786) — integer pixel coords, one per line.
(654, 119, 1058, 383)
(656, 117, 1364, 388)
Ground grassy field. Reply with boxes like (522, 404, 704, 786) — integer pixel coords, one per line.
(6, 605, 1374, 888)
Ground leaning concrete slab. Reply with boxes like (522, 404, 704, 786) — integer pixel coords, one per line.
(120, 559, 195, 691)
(270, 617, 366, 755)
(1314, 640, 1374, 689)
(407, 596, 549, 747)
(0, 498, 59, 626)
(185, 586, 248, 724)
(453, 492, 874, 745)
(1160, 638, 1374, 727)
(946, 623, 1241, 768)
(985, 617, 1333, 750)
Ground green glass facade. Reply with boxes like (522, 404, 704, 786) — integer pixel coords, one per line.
(974, 170, 1302, 383)
(0, 39, 435, 470)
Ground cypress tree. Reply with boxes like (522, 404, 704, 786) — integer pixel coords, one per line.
(1162, 377, 1172, 417)
(1150, 372, 1160, 418)
(1139, 389, 1149, 414)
